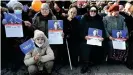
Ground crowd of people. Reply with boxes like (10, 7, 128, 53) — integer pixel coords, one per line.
(1, 0, 133, 75)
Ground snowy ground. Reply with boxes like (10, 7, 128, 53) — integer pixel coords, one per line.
(1, 63, 133, 75)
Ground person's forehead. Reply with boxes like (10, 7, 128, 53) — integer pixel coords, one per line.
(70, 8, 77, 12)
(36, 37, 44, 39)
(41, 8, 49, 10)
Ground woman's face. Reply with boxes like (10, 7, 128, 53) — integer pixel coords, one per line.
(35, 37, 45, 44)
(68, 7, 77, 18)
(112, 11, 119, 16)
(41, 8, 49, 17)
(90, 10, 96, 17)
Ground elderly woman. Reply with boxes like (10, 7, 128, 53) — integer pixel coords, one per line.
(80, 6, 105, 74)
(1, 2, 33, 70)
(24, 30, 54, 75)
(63, 6, 80, 67)
(31, 3, 56, 37)
(103, 4, 128, 63)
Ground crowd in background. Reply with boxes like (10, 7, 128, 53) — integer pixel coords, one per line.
(1, 0, 133, 75)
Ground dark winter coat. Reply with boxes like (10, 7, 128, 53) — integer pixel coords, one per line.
(32, 12, 56, 37)
(80, 13, 106, 42)
(120, 12, 133, 66)
(63, 17, 81, 41)
(103, 15, 128, 38)
(120, 12, 133, 33)
(63, 17, 81, 65)
(79, 13, 106, 63)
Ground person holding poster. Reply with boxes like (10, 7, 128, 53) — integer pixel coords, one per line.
(63, 6, 80, 67)
(24, 30, 54, 75)
(1, 2, 34, 70)
(103, 4, 128, 62)
(80, 6, 105, 74)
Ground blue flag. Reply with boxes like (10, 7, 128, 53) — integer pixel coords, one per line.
(20, 39, 35, 54)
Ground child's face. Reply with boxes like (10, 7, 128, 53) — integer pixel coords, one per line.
(35, 37, 45, 45)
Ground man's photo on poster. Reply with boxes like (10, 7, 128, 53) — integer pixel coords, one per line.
(112, 30, 127, 39)
(88, 28, 102, 37)
(48, 20, 63, 30)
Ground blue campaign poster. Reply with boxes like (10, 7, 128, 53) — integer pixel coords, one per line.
(48, 20, 63, 30)
(20, 39, 35, 54)
(88, 28, 102, 37)
(112, 30, 127, 39)
(4, 12, 22, 24)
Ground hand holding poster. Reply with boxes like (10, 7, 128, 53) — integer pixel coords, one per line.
(20, 39, 35, 54)
(4, 12, 23, 37)
(48, 20, 63, 44)
(87, 28, 103, 46)
(112, 30, 127, 50)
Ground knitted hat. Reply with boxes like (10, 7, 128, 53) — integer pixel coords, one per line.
(41, 3, 50, 10)
(108, 4, 119, 12)
(33, 30, 45, 40)
(12, 2, 23, 10)
(6, 0, 18, 8)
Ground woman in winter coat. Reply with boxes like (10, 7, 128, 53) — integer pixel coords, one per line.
(63, 6, 80, 67)
(80, 6, 105, 74)
(103, 4, 128, 63)
(31, 3, 56, 37)
(1, 2, 33, 70)
(24, 30, 54, 75)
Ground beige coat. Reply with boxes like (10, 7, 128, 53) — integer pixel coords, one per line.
(24, 34, 54, 67)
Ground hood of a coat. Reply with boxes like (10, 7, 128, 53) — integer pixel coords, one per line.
(33, 30, 49, 48)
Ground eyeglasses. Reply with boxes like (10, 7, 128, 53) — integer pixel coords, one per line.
(90, 10, 96, 12)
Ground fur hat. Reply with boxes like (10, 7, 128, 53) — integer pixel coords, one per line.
(12, 2, 23, 10)
(108, 4, 119, 12)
